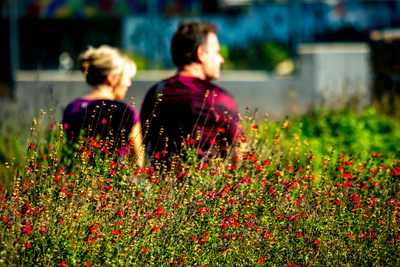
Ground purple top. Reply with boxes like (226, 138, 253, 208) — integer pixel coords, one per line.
(62, 98, 140, 149)
(140, 75, 242, 161)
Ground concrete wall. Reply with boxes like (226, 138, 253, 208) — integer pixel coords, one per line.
(7, 43, 371, 124)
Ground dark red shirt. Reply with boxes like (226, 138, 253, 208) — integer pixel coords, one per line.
(140, 75, 241, 162)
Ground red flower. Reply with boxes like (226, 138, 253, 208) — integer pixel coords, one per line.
(180, 255, 186, 262)
(22, 224, 32, 235)
(216, 127, 226, 133)
(296, 232, 303, 238)
(142, 247, 147, 253)
(29, 143, 36, 149)
(263, 160, 270, 166)
(59, 261, 67, 267)
(259, 256, 265, 264)
(113, 228, 122, 236)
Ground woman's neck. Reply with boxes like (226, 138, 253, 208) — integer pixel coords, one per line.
(82, 85, 116, 100)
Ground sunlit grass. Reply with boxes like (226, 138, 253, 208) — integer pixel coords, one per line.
(0, 107, 399, 266)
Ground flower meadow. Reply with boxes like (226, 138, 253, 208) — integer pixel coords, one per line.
(1, 110, 400, 267)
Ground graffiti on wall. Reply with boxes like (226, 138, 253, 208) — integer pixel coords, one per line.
(24, 0, 199, 18)
(122, 1, 400, 67)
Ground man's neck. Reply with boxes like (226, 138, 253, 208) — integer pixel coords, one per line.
(177, 64, 206, 80)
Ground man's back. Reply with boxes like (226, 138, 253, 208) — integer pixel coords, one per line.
(140, 75, 241, 163)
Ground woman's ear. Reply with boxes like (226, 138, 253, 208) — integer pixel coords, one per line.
(106, 75, 119, 87)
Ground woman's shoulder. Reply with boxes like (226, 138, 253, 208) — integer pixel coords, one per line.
(102, 100, 140, 123)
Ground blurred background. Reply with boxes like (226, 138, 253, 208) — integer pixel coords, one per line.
(2, 0, 400, 188)
(1, 0, 400, 119)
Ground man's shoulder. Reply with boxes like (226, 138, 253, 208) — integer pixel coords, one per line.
(205, 81, 235, 100)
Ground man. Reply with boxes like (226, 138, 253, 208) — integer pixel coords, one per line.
(140, 21, 242, 168)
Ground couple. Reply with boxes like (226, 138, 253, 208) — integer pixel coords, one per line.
(62, 21, 243, 170)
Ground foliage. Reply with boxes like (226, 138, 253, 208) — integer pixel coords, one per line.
(123, 49, 148, 70)
(286, 107, 400, 170)
(0, 111, 400, 266)
(220, 41, 290, 71)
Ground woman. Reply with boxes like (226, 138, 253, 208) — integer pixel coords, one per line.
(62, 45, 143, 167)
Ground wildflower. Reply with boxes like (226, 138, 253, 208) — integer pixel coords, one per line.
(198, 207, 209, 214)
(210, 140, 218, 146)
(113, 228, 123, 236)
(264, 229, 270, 239)
(259, 256, 265, 264)
(25, 242, 32, 248)
(186, 138, 194, 145)
(142, 247, 147, 253)
(180, 255, 186, 263)
(59, 261, 67, 267)
(216, 127, 226, 133)
(315, 238, 321, 247)
(30, 143, 36, 149)
(296, 232, 303, 238)
(22, 223, 32, 235)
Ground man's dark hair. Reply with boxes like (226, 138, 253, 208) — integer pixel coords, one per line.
(171, 21, 218, 68)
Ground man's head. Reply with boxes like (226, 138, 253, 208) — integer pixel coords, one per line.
(171, 21, 224, 81)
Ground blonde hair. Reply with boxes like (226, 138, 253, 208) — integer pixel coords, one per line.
(78, 45, 136, 87)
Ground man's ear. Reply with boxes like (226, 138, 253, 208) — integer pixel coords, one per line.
(106, 75, 119, 87)
(197, 45, 207, 63)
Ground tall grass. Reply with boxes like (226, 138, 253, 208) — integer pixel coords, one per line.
(0, 107, 399, 266)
